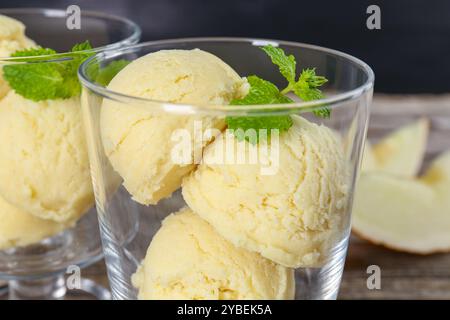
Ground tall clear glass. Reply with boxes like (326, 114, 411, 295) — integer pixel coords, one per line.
(79, 38, 374, 300)
(0, 8, 140, 300)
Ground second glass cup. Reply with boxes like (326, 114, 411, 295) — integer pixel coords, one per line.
(79, 38, 373, 300)
(0, 8, 140, 299)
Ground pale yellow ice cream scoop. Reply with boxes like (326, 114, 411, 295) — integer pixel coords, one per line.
(0, 14, 36, 99)
(101, 49, 248, 205)
(0, 195, 72, 250)
(132, 207, 295, 300)
(182, 115, 349, 268)
(0, 91, 94, 222)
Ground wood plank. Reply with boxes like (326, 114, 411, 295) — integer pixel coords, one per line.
(339, 236, 450, 299)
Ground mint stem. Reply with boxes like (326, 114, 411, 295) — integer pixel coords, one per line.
(280, 83, 293, 95)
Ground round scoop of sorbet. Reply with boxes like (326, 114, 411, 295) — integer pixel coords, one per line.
(0, 92, 94, 222)
(0, 14, 36, 99)
(182, 115, 350, 268)
(132, 207, 295, 300)
(0, 195, 73, 250)
(100, 49, 248, 205)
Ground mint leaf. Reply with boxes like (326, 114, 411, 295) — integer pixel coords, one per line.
(311, 106, 331, 118)
(230, 75, 292, 105)
(226, 75, 293, 143)
(297, 68, 328, 88)
(226, 114, 293, 144)
(261, 45, 296, 83)
(95, 60, 130, 86)
(3, 41, 94, 101)
(226, 45, 331, 144)
(3, 60, 64, 101)
(3, 48, 63, 101)
(71, 40, 93, 53)
(9, 47, 57, 58)
(261, 45, 331, 118)
(58, 41, 94, 98)
(294, 68, 330, 118)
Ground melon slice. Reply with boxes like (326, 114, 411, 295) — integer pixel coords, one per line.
(353, 151, 450, 254)
(363, 118, 429, 176)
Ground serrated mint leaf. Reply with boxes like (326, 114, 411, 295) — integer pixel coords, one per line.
(10, 47, 57, 58)
(312, 106, 331, 118)
(71, 40, 93, 53)
(297, 68, 328, 89)
(261, 45, 297, 84)
(226, 45, 332, 143)
(294, 68, 330, 118)
(260, 45, 331, 118)
(61, 41, 94, 97)
(227, 75, 293, 143)
(293, 86, 324, 101)
(261, 44, 296, 83)
(3, 41, 94, 101)
(226, 114, 293, 144)
(3, 61, 63, 101)
(230, 75, 292, 105)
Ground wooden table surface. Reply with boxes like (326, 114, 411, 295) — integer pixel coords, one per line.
(341, 237, 450, 299)
(67, 233, 449, 300)
(1, 94, 449, 300)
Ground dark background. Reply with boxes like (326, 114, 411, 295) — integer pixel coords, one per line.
(3, 0, 449, 94)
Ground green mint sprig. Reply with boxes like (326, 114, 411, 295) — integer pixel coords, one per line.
(292, 68, 330, 117)
(3, 41, 94, 101)
(226, 44, 329, 143)
(226, 75, 293, 144)
(261, 45, 329, 118)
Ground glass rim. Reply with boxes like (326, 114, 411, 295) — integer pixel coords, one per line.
(0, 7, 141, 61)
(79, 37, 375, 114)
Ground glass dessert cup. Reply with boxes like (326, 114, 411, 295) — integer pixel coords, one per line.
(0, 8, 140, 300)
(79, 38, 374, 300)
